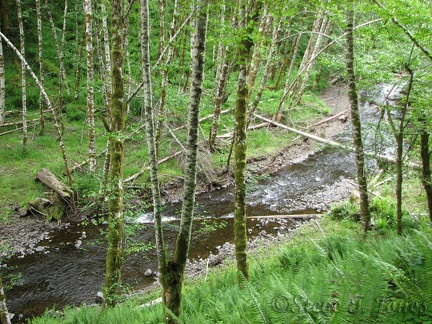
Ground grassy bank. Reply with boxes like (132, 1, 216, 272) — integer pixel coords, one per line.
(30, 207, 432, 323)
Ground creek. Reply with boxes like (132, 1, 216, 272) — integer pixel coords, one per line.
(3, 86, 393, 322)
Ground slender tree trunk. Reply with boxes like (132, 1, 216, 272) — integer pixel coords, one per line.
(345, 1, 370, 237)
(16, 0, 27, 145)
(420, 123, 432, 222)
(103, 0, 125, 306)
(161, 1, 208, 322)
(36, 0, 45, 135)
(0, 31, 73, 185)
(234, 0, 260, 282)
(0, 36, 4, 125)
(83, 0, 96, 172)
(0, 275, 11, 324)
(139, 0, 166, 317)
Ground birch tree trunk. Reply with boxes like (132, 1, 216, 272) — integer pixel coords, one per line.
(0, 36, 4, 125)
(345, 1, 370, 237)
(0, 31, 73, 185)
(60, 0, 70, 96)
(83, 0, 96, 172)
(234, 0, 260, 282)
(162, 1, 208, 321)
(103, 0, 125, 306)
(36, 0, 45, 135)
(0, 275, 11, 324)
(16, 0, 27, 146)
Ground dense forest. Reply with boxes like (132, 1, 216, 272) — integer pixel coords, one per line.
(0, 0, 432, 323)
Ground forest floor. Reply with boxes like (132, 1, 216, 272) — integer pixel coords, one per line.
(0, 84, 351, 259)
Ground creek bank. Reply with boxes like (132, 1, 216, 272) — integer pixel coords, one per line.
(0, 85, 350, 260)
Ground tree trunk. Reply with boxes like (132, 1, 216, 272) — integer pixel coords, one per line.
(140, 0, 166, 309)
(345, 1, 370, 237)
(0, 34, 4, 125)
(36, 0, 45, 135)
(162, 1, 208, 321)
(233, 0, 260, 283)
(103, 0, 125, 306)
(420, 125, 432, 222)
(0, 31, 73, 185)
(0, 275, 11, 324)
(16, 0, 26, 146)
(83, 0, 96, 172)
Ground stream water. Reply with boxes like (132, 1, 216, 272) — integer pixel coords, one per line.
(3, 147, 357, 322)
(2, 87, 393, 322)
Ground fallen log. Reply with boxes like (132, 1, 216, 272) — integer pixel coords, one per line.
(35, 168, 77, 220)
(0, 118, 39, 128)
(124, 151, 183, 183)
(254, 113, 420, 168)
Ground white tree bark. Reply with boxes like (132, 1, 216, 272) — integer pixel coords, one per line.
(16, 0, 27, 146)
(36, 0, 45, 134)
(83, 0, 96, 172)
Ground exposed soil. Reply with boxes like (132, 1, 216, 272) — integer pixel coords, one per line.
(0, 85, 351, 260)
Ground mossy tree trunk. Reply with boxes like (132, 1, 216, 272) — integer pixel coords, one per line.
(345, 1, 370, 237)
(161, 1, 208, 322)
(0, 275, 11, 324)
(234, 0, 261, 282)
(103, 0, 125, 307)
(83, 0, 96, 172)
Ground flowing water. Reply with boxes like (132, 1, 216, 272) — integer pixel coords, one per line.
(3, 87, 394, 322)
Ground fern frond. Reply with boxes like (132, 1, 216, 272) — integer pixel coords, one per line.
(239, 272, 269, 324)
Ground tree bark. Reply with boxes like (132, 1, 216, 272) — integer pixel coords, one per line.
(16, 0, 26, 146)
(139, 0, 166, 314)
(162, 1, 208, 321)
(103, 0, 125, 306)
(36, 0, 45, 135)
(345, 1, 370, 237)
(233, 0, 261, 283)
(83, 0, 96, 172)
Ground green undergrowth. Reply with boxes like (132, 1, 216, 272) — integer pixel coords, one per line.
(31, 214, 432, 324)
